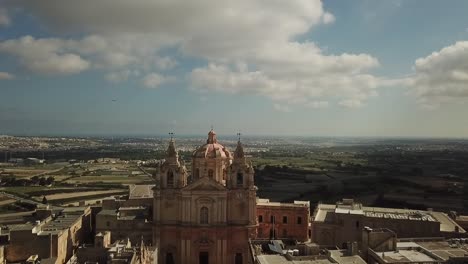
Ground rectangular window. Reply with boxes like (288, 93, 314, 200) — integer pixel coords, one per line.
(297, 217, 302, 225)
(258, 215, 263, 223)
(283, 216, 288, 224)
(270, 215, 275, 223)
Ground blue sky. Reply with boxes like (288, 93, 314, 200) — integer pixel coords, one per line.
(1, 0, 468, 137)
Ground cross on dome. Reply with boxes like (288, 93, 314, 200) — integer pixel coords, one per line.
(207, 129, 217, 144)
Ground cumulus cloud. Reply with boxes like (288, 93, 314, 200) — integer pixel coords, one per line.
(2, 0, 385, 107)
(0, 36, 90, 75)
(142, 73, 166, 89)
(0, 72, 14, 80)
(0, 8, 10, 27)
(190, 42, 381, 108)
(407, 41, 468, 107)
(0, 34, 170, 76)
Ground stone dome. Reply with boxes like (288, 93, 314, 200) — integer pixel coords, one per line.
(193, 129, 231, 159)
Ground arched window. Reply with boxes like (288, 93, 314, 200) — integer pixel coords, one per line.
(208, 169, 214, 179)
(167, 171, 174, 187)
(200, 207, 209, 224)
(195, 168, 200, 179)
(237, 172, 243, 186)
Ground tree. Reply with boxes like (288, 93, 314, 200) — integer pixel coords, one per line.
(31, 176, 40, 184)
(42, 196, 48, 204)
(45, 176, 55, 185)
(39, 177, 47, 186)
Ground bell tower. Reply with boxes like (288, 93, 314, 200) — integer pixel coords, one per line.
(227, 136, 254, 190)
(227, 135, 257, 227)
(159, 135, 187, 189)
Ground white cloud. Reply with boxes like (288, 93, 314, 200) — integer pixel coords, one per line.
(190, 42, 382, 108)
(0, 36, 90, 75)
(407, 41, 468, 107)
(3, 0, 333, 64)
(0, 34, 169, 76)
(322, 12, 335, 24)
(142, 73, 166, 89)
(3, 0, 385, 108)
(0, 8, 10, 27)
(0, 72, 14, 80)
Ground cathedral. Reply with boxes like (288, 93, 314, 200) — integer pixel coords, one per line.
(153, 129, 257, 264)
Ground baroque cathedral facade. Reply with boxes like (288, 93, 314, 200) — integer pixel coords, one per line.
(153, 129, 257, 264)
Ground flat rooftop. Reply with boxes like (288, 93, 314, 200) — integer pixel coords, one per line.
(414, 240, 468, 260)
(256, 255, 333, 264)
(129, 184, 154, 199)
(98, 209, 118, 216)
(328, 250, 367, 264)
(373, 249, 439, 263)
(257, 198, 310, 208)
(41, 211, 83, 232)
(314, 202, 465, 233)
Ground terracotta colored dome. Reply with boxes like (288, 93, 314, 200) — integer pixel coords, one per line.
(193, 130, 231, 159)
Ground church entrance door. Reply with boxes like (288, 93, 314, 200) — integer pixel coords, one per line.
(199, 252, 209, 264)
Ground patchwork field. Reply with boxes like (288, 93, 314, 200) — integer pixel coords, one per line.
(36, 189, 126, 201)
(64, 175, 152, 184)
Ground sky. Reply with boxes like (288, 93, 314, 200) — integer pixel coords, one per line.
(1, 0, 468, 137)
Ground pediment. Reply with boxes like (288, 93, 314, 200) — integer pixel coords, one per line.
(184, 177, 226, 191)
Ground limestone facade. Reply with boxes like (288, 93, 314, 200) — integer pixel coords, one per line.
(154, 130, 257, 264)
